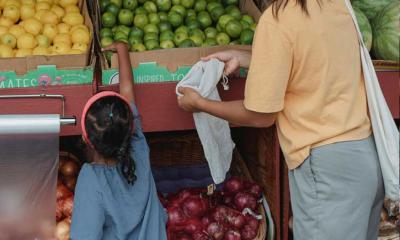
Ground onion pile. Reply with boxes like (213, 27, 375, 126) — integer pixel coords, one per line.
(166, 177, 263, 240)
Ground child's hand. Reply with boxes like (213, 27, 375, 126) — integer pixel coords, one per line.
(102, 41, 129, 52)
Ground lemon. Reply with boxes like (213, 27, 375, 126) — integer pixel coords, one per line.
(20, 4, 36, 20)
(36, 34, 50, 47)
(0, 17, 14, 28)
(62, 12, 84, 26)
(57, 23, 70, 34)
(0, 44, 13, 57)
(0, 26, 8, 36)
(3, 5, 20, 23)
(53, 41, 70, 54)
(40, 11, 59, 24)
(72, 42, 87, 52)
(23, 18, 43, 35)
(22, 0, 36, 6)
(17, 33, 37, 49)
(4, 0, 21, 8)
(15, 48, 33, 57)
(42, 23, 58, 40)
(64, 4, 80, 13)
(59, 0, 79, 8)
(71, 27, 89, 44)
(51, 4, 65, 19)
(8, 25, 25, 38)
(70, 24, 89, 33)
(33, 46, 50, 55)
(34, 10, 47, 21)
(69, 49, 82, 54)
(36, 2, 51, 11)
(1, 33, 16, 48)
(37, 0, 54, 3)
(53, 33, 71, 46)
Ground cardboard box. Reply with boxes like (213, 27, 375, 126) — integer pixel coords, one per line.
(99, 0, 262, 85)
(0, 0, 95, 89)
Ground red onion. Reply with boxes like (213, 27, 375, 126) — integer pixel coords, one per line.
(224, 177, 243, 193)
(224, 230, 241, 240)
(167, 206, 187, 226)
(61, 160, 79, 177)
(56, 199, 64, 222)
(57, 183, 72, 200)
(201, 215, 213, 227)
(212, 206, 228, 222)
(183, 195, 209, 218)
(223, 195, 234, 207)
(241, 225, 257, 240)
(207, 222, 226, 240)
(234, 192, 257, 211)
(169, 189, 204, 208)
(64, 177, 77, 192)
(184, 219, 204, 234)
(62, 195, 74, 217)
(192, 231, 211, 240)
(248, 183, 262, 199)
(176, 232, 193, 240)
(246, 216, 259, 230)
(226, 212, 245, 229)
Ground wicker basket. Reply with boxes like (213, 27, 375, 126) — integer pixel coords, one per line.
(379, 233, 400, 240)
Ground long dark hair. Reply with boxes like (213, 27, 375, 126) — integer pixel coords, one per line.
(270, 0, 310, 17)
(85, 96, 136, 185)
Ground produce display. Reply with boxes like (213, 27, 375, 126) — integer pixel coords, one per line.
(99, 0, 257, 51)
(55, 154, 81, 240)
(0, 0, 91, 58)
(163, 176, 264, 240)
(352, 0, 400, 61)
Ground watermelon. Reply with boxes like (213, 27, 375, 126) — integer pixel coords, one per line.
(351, 0, 393, 20)
(353, 7, 373, 51)
(371, 0, 400, 61)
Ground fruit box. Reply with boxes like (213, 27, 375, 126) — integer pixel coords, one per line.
(99, 0, 262, 85)
(0, 0, 95, 89)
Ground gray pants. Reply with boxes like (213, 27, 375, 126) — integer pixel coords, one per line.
(289, 135, 384, 240)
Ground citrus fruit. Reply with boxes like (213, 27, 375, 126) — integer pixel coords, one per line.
(216, 32, 230, 45)
(43, 24, 59, 40)
(36, 2, 51, 11)
(114, 31, 128, 42)
(240, 28, 253, 44)
(109, 0, 122, 8)
(36, 34, 50, 47)
(171, 0, 180, 5)
(0, 26, 7, 36)
(64, 5, 80, 13)
(0, 44, 13, 57)
(168, 11, 183, 28)
(194, 0, 207, 12)
(186, 19, 200, 30)
(58, 23, 71, 34)
(3, 5, 20, 23)
(23, 18, 43, 35)
(59, 0, 79, 7)
(129, 26, 144, 38)
(207, 2, 221, 12)
(156, 0, 171, 12)
(131, 43, 146, 52)
(190, 35, 203, 46)
(170, 5, 186, 17)
(197, 11, 212, 29)
(123, 0, 137, 10)
(187, 9, 196, 18)
(17, 33, 37, 49)
(204, 27, 217, 38)
(185, 15, 196, 25)
(143, 23, 159, 34)
(160, 39, 174, 49)
(225, 20, 242, 38)
(51, 5, 66, 19)
(101, 37, 113, 47)
(134, 7, 147, 15)
(178, 38, 195, 48)
(181, 0, 194, 8)
(8, 25, 26, 38)
(134, 14, 148, 29)
(102, 12, 117, 27)
(143, 1, 157, 13)
(143, 32, 158, 42)
(202, 37, 217, 46)
(100, 0, 110, 12)
(1, 33, 16, 48)
(160, 30, 174, 41)
(15, 48, 33, 57)
(53, 41, 71, 54)
(241, 14, 254, 25)
(100, 28, 113, 38)
(116, 25, 131, 36)
(128, 35, 142, 45)
(72, 42, 87, 52)
(20, 4, 36, 20)
(158, 21, 172, 32)
(0, 17, 13, 28)
(71, 28, 90, 44)
(189, 28, 205, 39)
(227, 6, 241, 20)
(41, 12, 59, 25)
(118, 9, 134, 26)
(63, 12, 84, 26)
(33, 46, 50, 55)
(173, 30, 188, 45)
(53, 33, 71, 46)
(159, 12, 168, 22)
(240, 20, 250, 29)
(218, 14, 234, 29)
(175, 25, 188, 34)
(4, 0, 21, 7)
(144, 38, 159, 50)
(149, 13, 161, 25)
(210, 6, 225, 21)
(106, 3, 120, 16)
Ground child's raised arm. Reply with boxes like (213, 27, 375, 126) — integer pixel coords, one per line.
(102, 42, 135, 103)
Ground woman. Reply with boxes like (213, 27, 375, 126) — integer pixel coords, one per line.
(177, 0, 384, 239)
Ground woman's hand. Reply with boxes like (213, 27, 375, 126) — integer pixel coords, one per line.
(201, 50, 251, 75)
(101, 41, 129, 53)
(177, 87, 204, 112)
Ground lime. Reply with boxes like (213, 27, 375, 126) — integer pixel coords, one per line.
(158, 21, 172, 32)
(112, 26, 119, 33)
(160, 39, 175, 49)
(100, 28, 113, 38)
(144, 32, 159, 41)
(187, 9, 196, 18)
(207, 2, 221, 12)
(210, 6, 225, 21)
(144, 1, 157, 13)
(189, 28, 205, 40)
(173, 31, 188, 45)
(250, 23, 256, 31)
(102, 12, 117, 28)
(114, 31, 129, 42)
(172, 0, 180, 5)
(186, 19, 200, 30)
(194, 0, 207, 12)
(117, 25, 131, 35)
(106, 3, 120, 16)
(197, 11, 212, 29)
(170, 5, 186, 17)
(229, 40, 240, 45)
(175, 26, 189, 34)
(241, 14, 254, 25)
(128, 35, 142, 45)
(240, 28, 254, 44)
(144, 39, 159, 50)
(134, 14, 148, 29)
(181, 0, 194, 9)
(101, 37, 113, 47)
(118, 9, 134, 26)
(110, 0, 122, 7)
(185, 15, 197, 25)
(190, 35, 203, 46)
(144, 23, 159, 34)
(240, 20, 250, 29)
(156, 0, 171, 12)
(168, 11, 183, 28)
(225, 20, 242, 38)
(218, 14, 234, 29)
(204, 27, 217, 38)
(135, 7, 147, 15)
(159, 12, 168, 22)
(138, 0, 146, 4)
(227, 6, 241, 20)
(216, 32, 230, 45)
(178, 38, 195, 48)
(202, 37, 217, 46)
(216, 23, 223, 32)
(129, 26, 144, 38)
(149, 13, 161, 25)
(160, 30, 174, 41)
(100, 0, 110, 12)
(131, 43, 146, 52)
(222, 0, 238, 6)
(123, 0, 137, 10)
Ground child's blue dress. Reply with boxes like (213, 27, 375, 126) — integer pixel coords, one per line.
(70, 104, 167, 240)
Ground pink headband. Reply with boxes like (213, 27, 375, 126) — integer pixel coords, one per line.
(81, 91, 132, 149)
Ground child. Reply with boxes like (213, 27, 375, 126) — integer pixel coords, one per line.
(70, 42, 167, 240)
